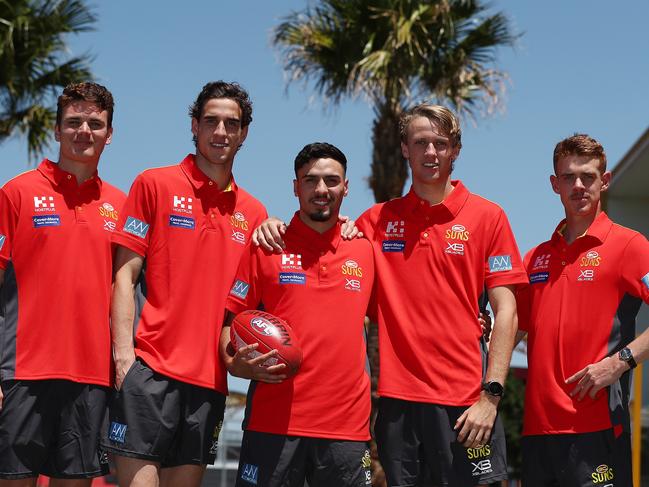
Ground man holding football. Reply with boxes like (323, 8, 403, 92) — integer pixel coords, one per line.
(222, 142, 375, 487)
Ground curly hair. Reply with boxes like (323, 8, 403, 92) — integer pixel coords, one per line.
(56, 82, 114, 127)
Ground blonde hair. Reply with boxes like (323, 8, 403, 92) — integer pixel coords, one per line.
(399, 104, 462, 149)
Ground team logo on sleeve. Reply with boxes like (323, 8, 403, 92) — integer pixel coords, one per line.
(173, 195, 193, 214)
(488, 255, 512, 273)
(445, 224, 470, 255)
(230, 280, 250, 299)
(124, 216, 150, 238)
(590, 464, 614, 484)
(33, 195, 55, 212)
(642, 273, 649, 292)
(0, 234, 5, 250)
(240, 463, 259, 485)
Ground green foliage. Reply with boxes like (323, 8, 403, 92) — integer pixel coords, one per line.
(0, 0, 96, 161)
(273, 0, 520, 201)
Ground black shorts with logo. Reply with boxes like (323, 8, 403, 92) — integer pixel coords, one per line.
(100, 358, 226, 467)
(522, 429, 630, 487)
(235, 430, 372, 487)
(375, 397, 507, 487)
(0, 379, 109, 480)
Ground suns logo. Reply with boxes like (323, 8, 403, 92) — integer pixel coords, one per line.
(341, 259, 363, 277)
(467, 445, 491, 459)
(580, 250, 602, 267)
(445, 224, 470, 241)
(230, 211, 249, 231)
(590, 464, 614, 484)
(99, 202, 119, 220)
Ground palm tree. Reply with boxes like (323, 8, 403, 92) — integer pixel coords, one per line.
(0, 0, 96, 161)
(273, 0, 518, 201)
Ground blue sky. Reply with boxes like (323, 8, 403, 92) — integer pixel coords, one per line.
(2, 2, 648, 390)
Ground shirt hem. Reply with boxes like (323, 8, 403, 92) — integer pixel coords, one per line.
(245, 426, 370, 442)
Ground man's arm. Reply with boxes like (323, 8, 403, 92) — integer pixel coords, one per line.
(0, 269, 4, 410)
(111, 246, 144, 390)
(455, 284, 517, 448)
(567, 327, 649, 400)
(218, 310, 287, 383)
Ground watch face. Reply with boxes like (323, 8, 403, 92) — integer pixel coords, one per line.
(619, 348, 630, 360)
(484, 381, 504, 396)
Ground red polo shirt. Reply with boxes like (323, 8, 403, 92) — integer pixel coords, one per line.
(357, 181, 526, 406)
(0, 159, 126, 386)
(517, 212, 649, 435)
(113, 154, 267, 392)
(226, 214, 374, 441)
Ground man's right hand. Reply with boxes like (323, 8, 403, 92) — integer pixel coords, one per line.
(114, 354, 136, 391)
(225, 343, 287, 383)
(252, 217, 287, 253)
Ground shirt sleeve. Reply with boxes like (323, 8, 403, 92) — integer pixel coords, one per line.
(621, 233, 649, 304)
(484, 209, 528, 289)
(112, 173, 156, 257)
(225, 243, 262, 315)
(0, 188, 19, 270)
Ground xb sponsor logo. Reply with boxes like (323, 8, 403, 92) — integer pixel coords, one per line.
(104, 220, 117, 232)
(345, 278, 361, 292)
(580, 250, 602, 267)
(240, 463, 259, 485)
(33, 195, 55, 212)
(591, 464, 614, 484)
(341, 260, 363, 291)
(532, 253, 551, 270)
(232, 229, 246, 244)
(445, 241, 465, 255)
(173, 195, 193, 214)
(578, 269, 595, 281)
(384, 220, 405, 238)
(471, 459, 493, 476)
(281, 253, 302, 269)
(361, 449, 372, 485)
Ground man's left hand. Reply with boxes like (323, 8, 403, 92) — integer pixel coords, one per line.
(566, 355, 627, 401)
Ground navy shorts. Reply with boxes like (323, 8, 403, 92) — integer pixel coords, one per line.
(375, 397, 507, 486)
(522, 429, 629, 487)
(0, 379, 109, 479)
(101, 358, 225, 467)
(235, 430, 372, 487)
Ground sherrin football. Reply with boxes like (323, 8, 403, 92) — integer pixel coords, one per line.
(230, 310, 303, 377)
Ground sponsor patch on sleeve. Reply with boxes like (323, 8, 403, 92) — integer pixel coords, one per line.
(488, 255, 512, 273)
(230, 280, 250, 299)
(123, 216, 150, 239)
(642, 272, 649, 292)
(169, 215, 195, 230)
(530, 272, 549, 284)
(32, 215, 61, 228)
(279, 272, 306, 285)
(382, 240, 406, 253)
(0, 234, 5, 250)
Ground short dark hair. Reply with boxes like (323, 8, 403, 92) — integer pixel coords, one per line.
(553, 134, 607, 173)
(189, 81, 253, 127)
(294, 142, 347, 176)
(56, 82, 114, 127)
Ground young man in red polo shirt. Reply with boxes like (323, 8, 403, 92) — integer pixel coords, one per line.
(221, 142, 374, 487)
(0, 82, 124, 485)
(102, 81, 267, 487)
(516, 134, 649, 487)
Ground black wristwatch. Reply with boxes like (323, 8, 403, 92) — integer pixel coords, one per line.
(482, 381, 504, 397)
(618, 347, 637, 369)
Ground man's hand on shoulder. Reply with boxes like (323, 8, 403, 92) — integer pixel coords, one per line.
(252, 217, 286, 253)
(338, 215, 363, 240)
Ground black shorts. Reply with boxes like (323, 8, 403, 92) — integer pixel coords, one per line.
(375, 397, 507, 487)
(235, 430, 372, 487)
(0, 379, 109, 480)
(100, 358, 226, 467)
(522, 429, 630, 487)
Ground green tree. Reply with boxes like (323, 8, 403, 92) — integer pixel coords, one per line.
(0, 0, 96, 160)
(273, 0, 518, 202)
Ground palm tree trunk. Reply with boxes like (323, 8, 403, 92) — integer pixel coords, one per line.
(369, 103, 409, 202)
